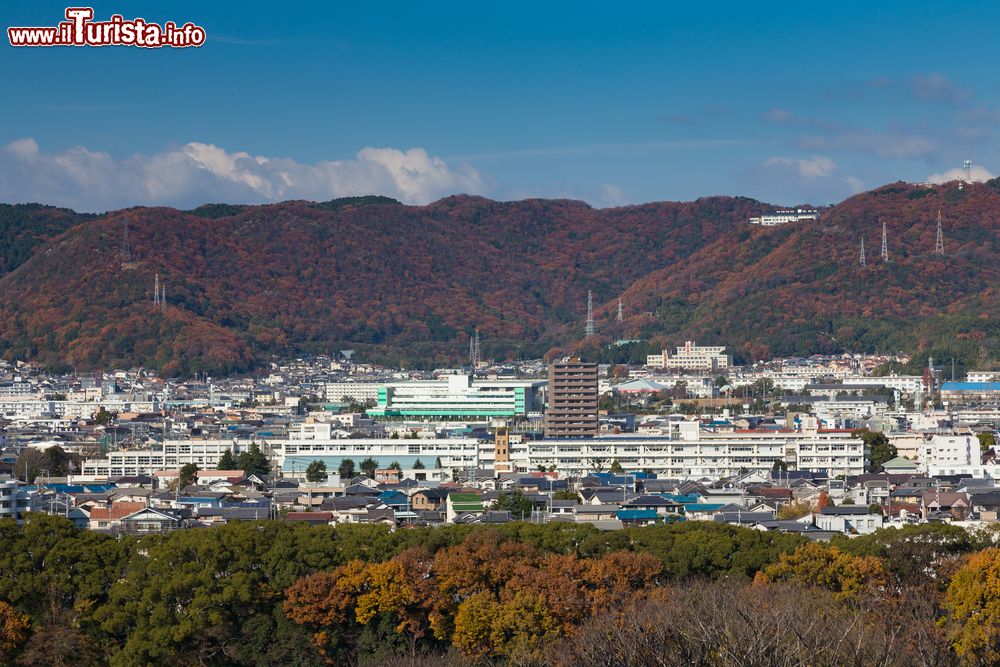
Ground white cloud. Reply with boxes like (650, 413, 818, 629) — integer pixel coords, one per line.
(797, 129, 937, 159)
(597, 184, 625, 207)
(927, 164, 995, 184)
(761, 108, 798, 124)
(0, 139, 485, 212)
(763, 156, 837, 179)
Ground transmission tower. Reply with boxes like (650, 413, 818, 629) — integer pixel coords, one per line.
(585, 291, 595, 338)
(121, 218, 133, 269)
(616, 298, 623, 322)
(153, 274, 160, 305)
(935, 210, 944, 255)
(964, 160, 973, 183)
(880, 221, 888, 261)
(468, 328, 480, 368)
(859, 237, 866, 267)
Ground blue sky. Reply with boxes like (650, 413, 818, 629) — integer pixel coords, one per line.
(1, 1, 998, 211)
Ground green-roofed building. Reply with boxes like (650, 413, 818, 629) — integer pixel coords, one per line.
(446, 492, 485, 522)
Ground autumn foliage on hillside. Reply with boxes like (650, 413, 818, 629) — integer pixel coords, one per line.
(0, 181, 997, 374)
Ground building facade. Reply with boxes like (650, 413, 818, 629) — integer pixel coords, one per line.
(647, 341, 731, 371)
(496, 423, 865, 478)
(367, 374, 545, 420)
(544, 360, 599, 438)
(748, 208, 819, 226)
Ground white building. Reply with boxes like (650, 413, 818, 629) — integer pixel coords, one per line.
(499, 422, 864, 479)
(0, 480, 39, 523)
(968, 371, 1000, 383)
(647, 341, 731, 372)
(814, 507, 883, 534)
(368, 374, 546, 419)
(325, 382, 381, 404)
(888, 431, 926, 461)
(276, 438, 481, 475)
(79, 440, 244, 479)
(0, 398, 160, 421)
(748, 209, 819, 226)
(920, 434, 978, 469)
(0, 382, 37, 398)
(79, 437, 482, 480)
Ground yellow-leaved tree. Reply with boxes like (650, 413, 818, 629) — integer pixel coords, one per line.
(753, 541, 887, 600)
(945, 547, 1000, 661)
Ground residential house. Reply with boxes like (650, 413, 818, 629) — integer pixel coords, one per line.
(446, 492, 484, 522)
(411, 488, 448, 512)
(119, 507, 182, 534)
(814, 506, 883, 534)
(921, 491, 970, 520)
(89, 501, 148, 530)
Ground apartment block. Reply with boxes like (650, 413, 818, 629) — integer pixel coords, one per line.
(544, 359, 599, 438)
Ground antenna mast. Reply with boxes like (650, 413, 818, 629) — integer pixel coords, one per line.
(153, 274, 160, 305)
(616, 298, 623, 322)
(859, 237, 866, 267)
(935, 210, 944, 255)
(585, 291, 595, 338)
(880, 221, 888, 261)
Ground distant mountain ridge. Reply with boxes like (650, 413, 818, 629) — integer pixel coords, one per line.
(0, 183, 997, 376)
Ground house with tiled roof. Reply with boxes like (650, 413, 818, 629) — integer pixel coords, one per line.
(118, 507, 182, 534)
(88, 500, 149, 530)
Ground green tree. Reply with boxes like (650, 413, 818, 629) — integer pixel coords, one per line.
(360, 457, 378, 478)
(775, 500, 813, 520)
(979, 432, 997, 452)
(338, 458, 357, 479)
(552, 489, 580, 503)
(413, 459, 425, 469)
(388, 461, 402, 471)
(238, 442, 271, 477)
(178, 463, 199, 489)
(217, 449, 238, 469)
(609, 459, 624, 474)
(14, 447, 46, 483)
(93, 408, 116, 425)
(852, 429, 896, 472)
(493, 490, 535, 520)
(43, 445, 74, 476)
(306, 460, 328, 483)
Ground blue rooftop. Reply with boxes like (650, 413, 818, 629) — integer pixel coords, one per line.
(941, 382, 1000, 391)
(614, 509, 659, 520)
(683, 503, 727, 512)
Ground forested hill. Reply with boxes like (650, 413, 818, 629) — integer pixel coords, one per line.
(0, 181, 997, 376)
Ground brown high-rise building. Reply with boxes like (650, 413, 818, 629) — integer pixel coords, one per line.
(545, 359, 598, 438)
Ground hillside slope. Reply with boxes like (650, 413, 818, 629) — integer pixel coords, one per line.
(0, 183, 996, 375)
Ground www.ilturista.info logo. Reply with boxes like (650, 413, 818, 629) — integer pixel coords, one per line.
(8, 7, 206, 48)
